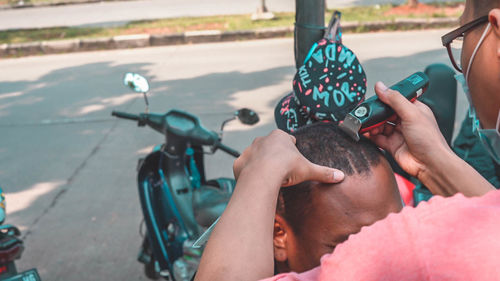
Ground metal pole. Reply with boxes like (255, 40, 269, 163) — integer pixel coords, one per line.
(294, 0, 325, 69)
(261, 0, 268, 12)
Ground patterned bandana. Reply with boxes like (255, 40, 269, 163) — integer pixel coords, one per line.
(274, 92, 312, 133)
(293, 38, 366, 123)
(275, 11, 367, 133)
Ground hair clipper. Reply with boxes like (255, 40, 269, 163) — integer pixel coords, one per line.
(339, 72, 429, 141)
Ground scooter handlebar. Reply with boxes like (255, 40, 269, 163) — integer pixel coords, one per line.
(112, 109, 241, 157)
(216, 142, 240, 158)
(111, 110, 140, 121)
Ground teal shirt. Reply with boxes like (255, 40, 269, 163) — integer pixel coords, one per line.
(414, 114, 500, 205)
(453, 114, 500, 188)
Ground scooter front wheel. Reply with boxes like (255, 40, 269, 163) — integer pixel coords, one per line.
(138, 236, 160, 280)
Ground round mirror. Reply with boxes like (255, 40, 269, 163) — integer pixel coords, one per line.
(123, 72, 150, 93)
(236, 108, 259, 125)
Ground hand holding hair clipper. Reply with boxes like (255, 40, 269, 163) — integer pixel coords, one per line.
(360, 75, 493, 197)
(339, 72, 429, 141)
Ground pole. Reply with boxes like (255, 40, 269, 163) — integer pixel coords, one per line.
(261, 0, 268, 12)
(294, 0, 325, 69)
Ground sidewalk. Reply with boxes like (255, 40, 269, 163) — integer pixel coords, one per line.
(0, 18, 459, 58)
(0, 0, 463, 31)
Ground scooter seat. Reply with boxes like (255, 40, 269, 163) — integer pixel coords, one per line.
(192, 185, 231, 228)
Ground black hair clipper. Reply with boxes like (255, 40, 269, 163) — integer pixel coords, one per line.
(339, 72, 429, 141)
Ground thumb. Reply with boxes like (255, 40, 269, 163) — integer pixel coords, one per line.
(375, 82, 416, 121)
(304, 163, 345, 184)
(281, 164, 344, 187)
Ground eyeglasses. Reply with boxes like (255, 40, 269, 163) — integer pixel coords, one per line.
(441, 15, 489, 72)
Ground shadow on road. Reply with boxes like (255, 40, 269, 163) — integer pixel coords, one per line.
(0, 60, 294, 232)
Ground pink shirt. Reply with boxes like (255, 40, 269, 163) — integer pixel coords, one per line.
(262, 190, 500, 281)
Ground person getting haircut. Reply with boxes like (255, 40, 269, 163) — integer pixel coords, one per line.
(273, 123, 403, 274)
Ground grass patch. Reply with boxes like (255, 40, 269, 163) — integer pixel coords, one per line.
(0, 2, 464, 45)
(0, 27, 102, 44)
(333, 5, 393, 22)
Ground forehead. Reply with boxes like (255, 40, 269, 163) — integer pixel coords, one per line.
(302, 160, 402, 241)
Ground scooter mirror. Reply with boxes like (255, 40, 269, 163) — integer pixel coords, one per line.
(123, 72, 150, 93)
(236, 108, 259, 125)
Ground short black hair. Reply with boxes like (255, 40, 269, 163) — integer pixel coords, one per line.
(276, 122, 384, 235)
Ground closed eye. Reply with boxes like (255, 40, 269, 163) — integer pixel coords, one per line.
(332, 234, 350, 244)
(324, 234, 351, 252)
(325, 244, 337, 250)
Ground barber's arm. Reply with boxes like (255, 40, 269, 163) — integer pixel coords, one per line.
(195, 130, 344, 281)
(366, 82, 495, 197)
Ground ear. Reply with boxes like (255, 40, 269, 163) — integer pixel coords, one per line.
(273, 214, 289, 262)
(489, 9, 500, 58)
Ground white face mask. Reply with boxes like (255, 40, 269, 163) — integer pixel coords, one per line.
(454, 22, 500, 164)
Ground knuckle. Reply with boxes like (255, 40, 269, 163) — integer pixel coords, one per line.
(271, 129, 281, 136)
(422, 104, 433, 115)
(406, 112, 418, 122)
(272, 129, 286, 139)
(233, 158, 241, 170)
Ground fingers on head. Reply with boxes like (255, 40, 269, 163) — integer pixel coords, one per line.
(281, 177, 293, 187)
(270, 129, 287, 137)
(270, 129, 296, 143)
(306, 162, 344, 183)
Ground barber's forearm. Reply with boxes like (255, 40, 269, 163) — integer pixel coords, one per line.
(195, 163, 283, 281)
(419, 149, 495, 197)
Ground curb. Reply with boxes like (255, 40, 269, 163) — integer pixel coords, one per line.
(0, 18, 458, 58)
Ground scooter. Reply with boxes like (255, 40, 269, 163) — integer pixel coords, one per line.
(0, 187, 41, 281)
(112, 73, 259, 281)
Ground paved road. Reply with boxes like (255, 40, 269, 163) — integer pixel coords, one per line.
(0, 30, 466, 280)
(0, 0, 463, 30)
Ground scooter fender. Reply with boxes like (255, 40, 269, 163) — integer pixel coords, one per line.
(137, 150, 201, 274)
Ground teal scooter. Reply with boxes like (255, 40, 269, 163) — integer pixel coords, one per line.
(112, 73, 259, 280)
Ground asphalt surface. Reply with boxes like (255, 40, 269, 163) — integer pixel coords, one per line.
(0, 0, 464, 30)
(0, 30, 467, 280)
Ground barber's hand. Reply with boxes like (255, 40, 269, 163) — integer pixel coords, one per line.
(234, 129, 345, 187)
(364, 82, 453, 179)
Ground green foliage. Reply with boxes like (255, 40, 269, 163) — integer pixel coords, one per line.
(331, 5, 394, 22)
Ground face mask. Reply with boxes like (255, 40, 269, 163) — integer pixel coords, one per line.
(454, 23, 500, 164)
(476, 111, 500, 164)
